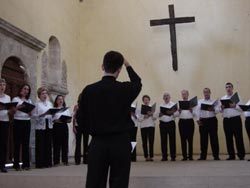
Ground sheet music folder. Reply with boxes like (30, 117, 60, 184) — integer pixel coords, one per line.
(160, 103, 177, 116)
(130, 103, 137, 113)
(201, 100, 218, 111)
(239, 104, 250, 112)
(19, 101, 35, 113)
(141, 103, 156, 115)
(59, 115, 72, 123)
(45, 107, 68, 115)
(220, 92, 240, 109)
(179, 96, 197, 110)
(131, 142, 137, 153)
(0, 102, 18, 110)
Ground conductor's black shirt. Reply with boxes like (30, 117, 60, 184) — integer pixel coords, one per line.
(77, 66, 142, 136)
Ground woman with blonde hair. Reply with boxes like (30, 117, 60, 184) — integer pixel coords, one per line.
(34, 87, 53, 168)
(12, 84, 33, 171)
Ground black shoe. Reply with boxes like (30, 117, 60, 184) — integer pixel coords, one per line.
(239, 157, 245, 160)
(171, 158, 176, 161)
(83, 155, 88, 164)
(189, 157, 193, 161)
(161, 158, 168, 161)
(54, 163, 59, 167)
(226, 157, 235, 160)
(1, 168, 8, 173)
(214, 157, 220, 161)
(198, 158, 206, 161)
(35, 166, 43, 169)
(23, 167, 30, 171)
(15, 167, 22, 171)
(182, 158, 187, 161)
(248, 159, 250, 162)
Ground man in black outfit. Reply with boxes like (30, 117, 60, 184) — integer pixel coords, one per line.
(75, 94, 89, 165)
(77, 51, 142, 188)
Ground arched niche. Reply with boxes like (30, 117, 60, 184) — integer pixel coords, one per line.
(48, 36, 61, 84)
(44, 36, 68, 100)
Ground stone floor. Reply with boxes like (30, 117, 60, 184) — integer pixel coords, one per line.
(0, 155, 250, 188)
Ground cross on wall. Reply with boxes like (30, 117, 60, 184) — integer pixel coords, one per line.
(150, 4, 195, 71)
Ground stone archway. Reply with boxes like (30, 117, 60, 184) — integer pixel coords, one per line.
(0, 18, 46, 163)
(1, 56, 26, 97)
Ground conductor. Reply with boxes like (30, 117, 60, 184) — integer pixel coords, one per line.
(77, 51, 142, 188)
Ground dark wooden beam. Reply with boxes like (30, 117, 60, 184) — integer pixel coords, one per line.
(150, 17, 195, 26)
(150, 4, 195, 71)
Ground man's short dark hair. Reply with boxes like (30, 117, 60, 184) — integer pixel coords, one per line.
(142, 95, 150, 101)
(203, 87, 211, 93)
(225, 82, 233, 88)
(103, 51, 124, 73)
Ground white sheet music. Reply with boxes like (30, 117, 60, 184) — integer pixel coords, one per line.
(131, 142, 137, 153)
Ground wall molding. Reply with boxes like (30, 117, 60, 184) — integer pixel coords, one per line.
(0, 18, 46, 51)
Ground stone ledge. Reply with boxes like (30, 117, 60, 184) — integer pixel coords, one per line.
(47, 83, 69, 96)
(0, 17, 46, 51)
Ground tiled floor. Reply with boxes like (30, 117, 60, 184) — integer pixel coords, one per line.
(1, 155, 250, 188)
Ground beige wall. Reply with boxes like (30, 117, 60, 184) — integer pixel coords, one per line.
(0, 0, 82, 155)
(79, 0, 250, 155)
(0, 0, 82, 105)
(0, 0, 249, 155)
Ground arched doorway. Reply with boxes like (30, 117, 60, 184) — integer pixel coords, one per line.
(1, 56, 26, 98)
(1, 56, 26, 163)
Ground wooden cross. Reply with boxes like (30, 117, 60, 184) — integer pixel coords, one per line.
(150, 4, 195, 71)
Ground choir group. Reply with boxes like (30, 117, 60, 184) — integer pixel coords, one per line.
(130, 83, 250, 162)
(0, 78, 249, 174)
(0, 80, 73, 173)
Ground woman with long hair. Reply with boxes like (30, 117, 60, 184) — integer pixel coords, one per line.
(12, 84, 33, 170)
(52, 95, 71, 166)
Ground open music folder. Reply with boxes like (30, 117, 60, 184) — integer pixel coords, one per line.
(239, 103, 250, 111)
(220, 92, 240, 109)
(0, 102, 18, 110)
(141, 103, 156, 115)
(59, 115, 72, 123)
(45, 107, 68, 115)
(179, 96, 197, 110)
(201, 100, 218, 111)
(160, 103, 177, 116)
(18, 101, 35, 113)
